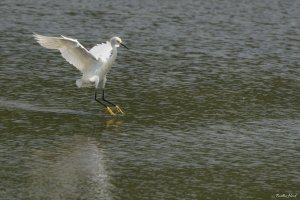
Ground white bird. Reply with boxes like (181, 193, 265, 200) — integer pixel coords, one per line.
(33, 33, 128, 116)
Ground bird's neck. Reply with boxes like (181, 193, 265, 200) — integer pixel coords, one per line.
(112, 46, 118, 58)
(108, 46, 117, 65)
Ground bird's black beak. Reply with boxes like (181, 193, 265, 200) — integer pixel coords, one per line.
(120, 43, 129, 49)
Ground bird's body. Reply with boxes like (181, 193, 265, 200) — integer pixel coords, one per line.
(76, 40, 115, 89)
(33, 33, 128, 115)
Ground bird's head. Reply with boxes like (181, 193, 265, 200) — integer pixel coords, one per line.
(110, 36, 129, 49)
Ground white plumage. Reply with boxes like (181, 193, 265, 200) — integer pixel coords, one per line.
(89, 41, 113, 62)
(33, 33, 128, 115)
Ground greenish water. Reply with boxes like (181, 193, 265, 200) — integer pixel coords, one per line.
(0, 0, 299, 199)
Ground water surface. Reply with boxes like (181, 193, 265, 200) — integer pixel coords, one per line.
(0, 0, 299, 199)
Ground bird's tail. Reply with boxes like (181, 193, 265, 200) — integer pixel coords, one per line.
(33, 33, 64, 49)
(76, 79, 93, 88)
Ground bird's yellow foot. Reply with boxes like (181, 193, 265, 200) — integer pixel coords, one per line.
(115, 105, 125, 115)
(106, 106, 115, 116)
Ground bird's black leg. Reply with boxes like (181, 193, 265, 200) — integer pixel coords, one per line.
(102, 90, 116, 107)
(95, 90, 107, 108)
(102, 90, 125, 115)
(95, 90, 115, 116)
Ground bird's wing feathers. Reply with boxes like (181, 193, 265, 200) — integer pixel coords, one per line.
(89, 41, 113, 62)
(34, 33, 98, 72)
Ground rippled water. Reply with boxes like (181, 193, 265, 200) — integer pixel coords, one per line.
(0, 0, 299, 199)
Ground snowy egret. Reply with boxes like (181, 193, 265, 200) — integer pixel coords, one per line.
(33, 33, 128, 116)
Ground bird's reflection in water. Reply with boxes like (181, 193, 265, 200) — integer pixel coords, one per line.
(28, 136, 113, 200)
(105, 118, 123, 128)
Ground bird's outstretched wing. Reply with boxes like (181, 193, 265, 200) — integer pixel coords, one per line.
(89, 41, 113, 63)
(33, 33, 98, 72)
